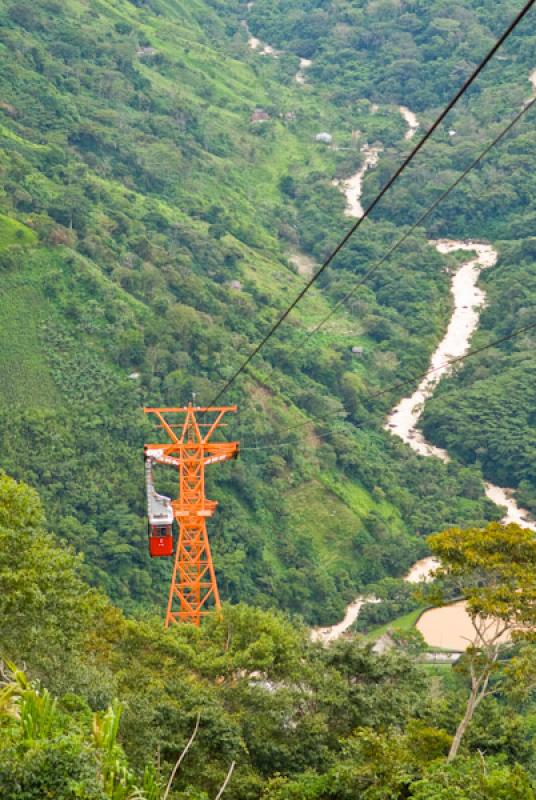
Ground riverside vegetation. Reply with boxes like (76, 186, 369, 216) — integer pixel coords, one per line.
(1, 0, 536, 795)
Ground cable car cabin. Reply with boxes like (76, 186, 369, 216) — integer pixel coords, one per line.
(148, 523, 174, 557)
(145, 456, 175, 557)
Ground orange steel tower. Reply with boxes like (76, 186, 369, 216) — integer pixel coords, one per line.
(144, 405, 238, 626)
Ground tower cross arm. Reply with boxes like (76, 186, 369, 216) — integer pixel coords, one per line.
(203, 441, 239, 466)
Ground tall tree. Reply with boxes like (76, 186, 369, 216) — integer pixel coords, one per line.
(425, 522, 536, 761)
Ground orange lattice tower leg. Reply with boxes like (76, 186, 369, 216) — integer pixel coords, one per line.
(166, 515, 221, 626)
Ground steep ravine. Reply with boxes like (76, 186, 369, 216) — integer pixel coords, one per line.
(314, 236, 534, 642)
(312, 110, 413, 644)
(316, 105, 535, 643)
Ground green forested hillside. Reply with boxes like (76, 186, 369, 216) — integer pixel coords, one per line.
(246, 0, 536, 110)
(3, 473, 536, 799)
(2, 1, 536, 796)
(0, 0, 534, 624)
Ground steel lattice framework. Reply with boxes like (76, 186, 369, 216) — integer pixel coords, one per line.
(144, 405, 238, 626)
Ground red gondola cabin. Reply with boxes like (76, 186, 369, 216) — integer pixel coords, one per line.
(148, 523, 174, 557)
(145, 454, 175, 557)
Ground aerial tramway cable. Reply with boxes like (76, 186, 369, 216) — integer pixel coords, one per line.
(209, 0, 536, 405)
(240, 318, 536, 451)
(221, 94, 535, 450)
(233, 90, 536, 450)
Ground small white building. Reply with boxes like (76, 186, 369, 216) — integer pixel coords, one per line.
(315, 132, 332, 144)
(137, 46, 158, 58)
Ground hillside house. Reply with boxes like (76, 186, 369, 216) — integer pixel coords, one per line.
(251, 109, 270, 123)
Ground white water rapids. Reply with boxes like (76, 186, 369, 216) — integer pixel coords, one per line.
(295, 58, 312, 84)
(311, 598, 377, 644)
(399, 106, 419, 139)
(241, 6, 279, 57)
(332, 145, 382, 218)
(246, 29, 278, 56)
(314, 237, 535, 643)
(385, 238, 536, 534)
(386, 240, 496, 459)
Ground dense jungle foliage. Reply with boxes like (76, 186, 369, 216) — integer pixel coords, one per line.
(0, 0, 534, 628)
(245, 0, 536, 110)
(3, 473, 536, 799)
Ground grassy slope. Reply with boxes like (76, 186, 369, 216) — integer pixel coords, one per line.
(362, 608, 426, 642)
(0, 218, 57, 407)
